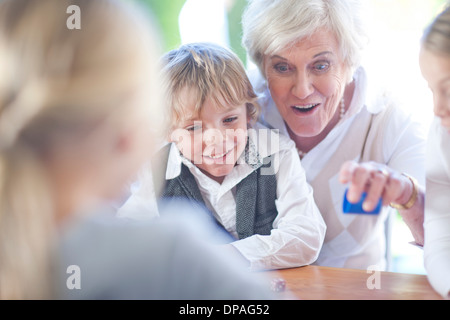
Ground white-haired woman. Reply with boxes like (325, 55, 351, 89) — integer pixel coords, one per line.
(0, 0, 273, 299)
(242, 0, 426, 270)
(420, 6, 450, 299)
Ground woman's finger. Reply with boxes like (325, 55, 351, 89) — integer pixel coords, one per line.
(363, 169, 389, 211)
(346, 163, 371, 203)
(339, 160, 358, 184)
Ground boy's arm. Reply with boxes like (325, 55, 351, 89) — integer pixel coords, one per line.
(231, 140, 326, 270)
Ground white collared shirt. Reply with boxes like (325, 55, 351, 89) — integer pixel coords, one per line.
(118, 122, 326, 271)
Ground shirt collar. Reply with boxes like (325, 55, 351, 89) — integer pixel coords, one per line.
(165, 142, 184, 180)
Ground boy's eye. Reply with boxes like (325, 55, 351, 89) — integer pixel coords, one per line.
(224, 116, 238, 124)
(186, 124, 202, 131)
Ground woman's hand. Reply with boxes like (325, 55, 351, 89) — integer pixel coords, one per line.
(339, 161, 413, 212)
(339, 160, 424, 245)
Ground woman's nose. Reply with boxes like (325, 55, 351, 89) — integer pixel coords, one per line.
(291, 70, 314, 100)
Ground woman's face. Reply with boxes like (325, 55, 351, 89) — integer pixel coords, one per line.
(420, 47, 450, 130)
(263, 28, 350, 138)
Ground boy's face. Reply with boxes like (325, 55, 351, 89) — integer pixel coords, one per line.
(171, 93, 249, 183)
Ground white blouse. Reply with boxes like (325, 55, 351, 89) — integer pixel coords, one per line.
(424, 117, 450, 299)
(254, 67, 427, 269)
(118, 122, 326, 271)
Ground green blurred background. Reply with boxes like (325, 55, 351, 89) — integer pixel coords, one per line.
(137, 0, 248, 63)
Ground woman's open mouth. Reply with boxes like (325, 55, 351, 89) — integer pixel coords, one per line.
(292, 103, 320, 114)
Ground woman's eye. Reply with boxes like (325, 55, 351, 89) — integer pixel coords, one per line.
(274, 63, 291, 73)
(313, 61, 330, 72)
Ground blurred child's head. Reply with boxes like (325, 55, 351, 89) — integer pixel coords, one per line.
(0, 0, 161, 207)
(420, 6, 450, 128)
(0, 0, 161, 298)
(161, 43, 260, 183)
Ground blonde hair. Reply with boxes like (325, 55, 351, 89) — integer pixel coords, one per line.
(0, 0, 161, 299)
(423, 5, 450, 55)
(242, 0, 368, 77)
(160, 42, 260, 134)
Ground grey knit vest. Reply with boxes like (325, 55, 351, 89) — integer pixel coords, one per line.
(153, 144, 278, 240)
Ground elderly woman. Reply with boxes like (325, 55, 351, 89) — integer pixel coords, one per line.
(419, 7, 450, 299)
(242, 0, 426, 270)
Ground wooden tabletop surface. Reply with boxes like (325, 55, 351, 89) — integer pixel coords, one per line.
(265, 265, 443, 300)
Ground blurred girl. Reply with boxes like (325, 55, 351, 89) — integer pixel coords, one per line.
(0, 0, 273, 299)
(419, 5, 450, 299)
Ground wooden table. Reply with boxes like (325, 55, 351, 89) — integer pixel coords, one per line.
(266, 266, 443, 300)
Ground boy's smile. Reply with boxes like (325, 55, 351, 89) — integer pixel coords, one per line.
(202, 144, 235, 163)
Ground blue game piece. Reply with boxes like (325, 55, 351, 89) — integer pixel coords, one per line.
(342, 189, 382, 215)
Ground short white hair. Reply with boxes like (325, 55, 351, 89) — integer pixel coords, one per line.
(242, 0, 368, 77)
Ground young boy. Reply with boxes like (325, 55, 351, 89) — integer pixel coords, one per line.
(118, 43, 326, 271)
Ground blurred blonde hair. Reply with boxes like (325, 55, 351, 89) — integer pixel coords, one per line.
(422, 5, 450, 55)
(160, 42, 260, 135)
(0, 0, 161, 299)
(242, 0, 368, 78)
